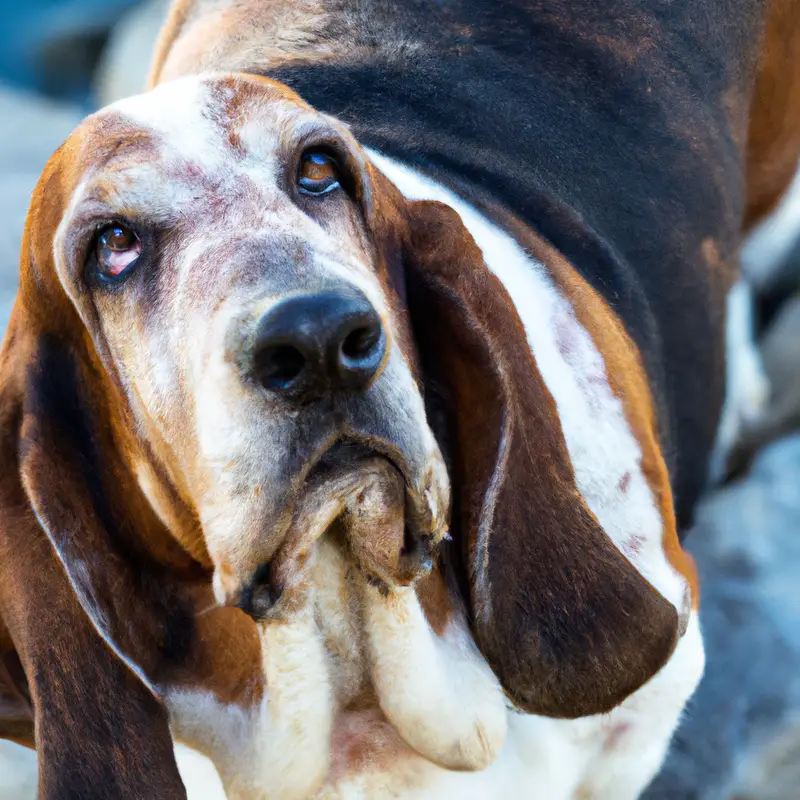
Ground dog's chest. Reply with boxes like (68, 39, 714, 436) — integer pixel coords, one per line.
(312, 544, 704, 800)
(168, 538, 704, 799)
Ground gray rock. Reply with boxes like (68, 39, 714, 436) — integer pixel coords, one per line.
(645, 434, 800, 800)
(729, 714, 800, 800)
(0, 740, 37, 799)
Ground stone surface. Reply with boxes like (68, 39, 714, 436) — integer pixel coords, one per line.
(0, 740, 37, 798)
(645, 434, 800, 800)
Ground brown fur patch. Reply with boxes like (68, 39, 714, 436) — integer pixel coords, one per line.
(745, 0, 800, 228)
(414, 566, 453, 637)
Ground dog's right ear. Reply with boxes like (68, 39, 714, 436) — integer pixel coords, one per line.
(0, 306, 187, 798)
(0, 146, 188, 796)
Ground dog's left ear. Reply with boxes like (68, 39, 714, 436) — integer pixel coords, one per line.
(398, 199, 679, 718)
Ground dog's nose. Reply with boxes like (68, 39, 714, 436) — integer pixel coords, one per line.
(253, 291, 386, 401)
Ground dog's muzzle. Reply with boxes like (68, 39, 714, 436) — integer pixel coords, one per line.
(215, 286, 449, 621)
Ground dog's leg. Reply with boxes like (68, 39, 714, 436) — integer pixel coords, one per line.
(172, 588, 334, 800)
(249, 598, 334, 799)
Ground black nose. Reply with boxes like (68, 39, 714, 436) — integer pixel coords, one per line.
(253, 290, 386, 401)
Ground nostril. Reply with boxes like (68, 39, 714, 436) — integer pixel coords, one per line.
(237, 562, 281, 621)
(341, 325, 381, 361)
(336, 313, 386, 391)
(257, 343, 306, 391)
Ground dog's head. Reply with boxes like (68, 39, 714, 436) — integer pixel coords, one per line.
(1, 73, 683, 718)
(13, 74, 450, 610)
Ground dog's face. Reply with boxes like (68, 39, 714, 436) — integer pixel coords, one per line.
(7, 71, 686, 722)
(42, 74, 448, 609)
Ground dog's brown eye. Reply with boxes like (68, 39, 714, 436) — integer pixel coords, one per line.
(298, 152, 340, 195)
(95, 224, 141, 279)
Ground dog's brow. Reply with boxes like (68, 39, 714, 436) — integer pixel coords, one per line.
(75, 168, 200, 227)
(104, 77, 230, 170)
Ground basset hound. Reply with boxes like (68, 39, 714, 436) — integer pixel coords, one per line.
(1, 1, 799, 798)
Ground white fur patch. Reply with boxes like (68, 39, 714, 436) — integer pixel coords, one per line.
(710, 278, 771, 482)
(361, 581, 507, 771)
(107, 76, 230, 171)
(741, 159, 800, 287)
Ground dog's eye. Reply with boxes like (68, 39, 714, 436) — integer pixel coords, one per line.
(298, 152, 340, 195)
(95, 224, 141, 279)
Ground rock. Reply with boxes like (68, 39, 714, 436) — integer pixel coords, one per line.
(644, 434, 800, 799)
(762, 293, 800, 392)
(728, 715, 800, 800)
(0, 740, 37, 798)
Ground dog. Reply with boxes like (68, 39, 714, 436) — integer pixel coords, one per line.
(1, 1, 798, 798)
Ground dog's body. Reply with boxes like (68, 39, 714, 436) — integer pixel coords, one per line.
(1, 2, 799, 799)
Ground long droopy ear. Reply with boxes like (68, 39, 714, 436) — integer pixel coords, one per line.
(14, 148, 200, 688)
(0, 151, 189, 796)
(0, 310, 189, 798)
(403, 200, 679, 718)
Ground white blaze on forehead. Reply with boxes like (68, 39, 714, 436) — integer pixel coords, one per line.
(104, 75, 229, 168)
(367, 150, 687, 612)
(102, 74, 312, 183)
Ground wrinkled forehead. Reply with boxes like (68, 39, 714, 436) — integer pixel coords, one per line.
(65, 74, 338, 220)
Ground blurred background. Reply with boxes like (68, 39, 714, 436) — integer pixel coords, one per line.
(1, 2, 800, 798)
